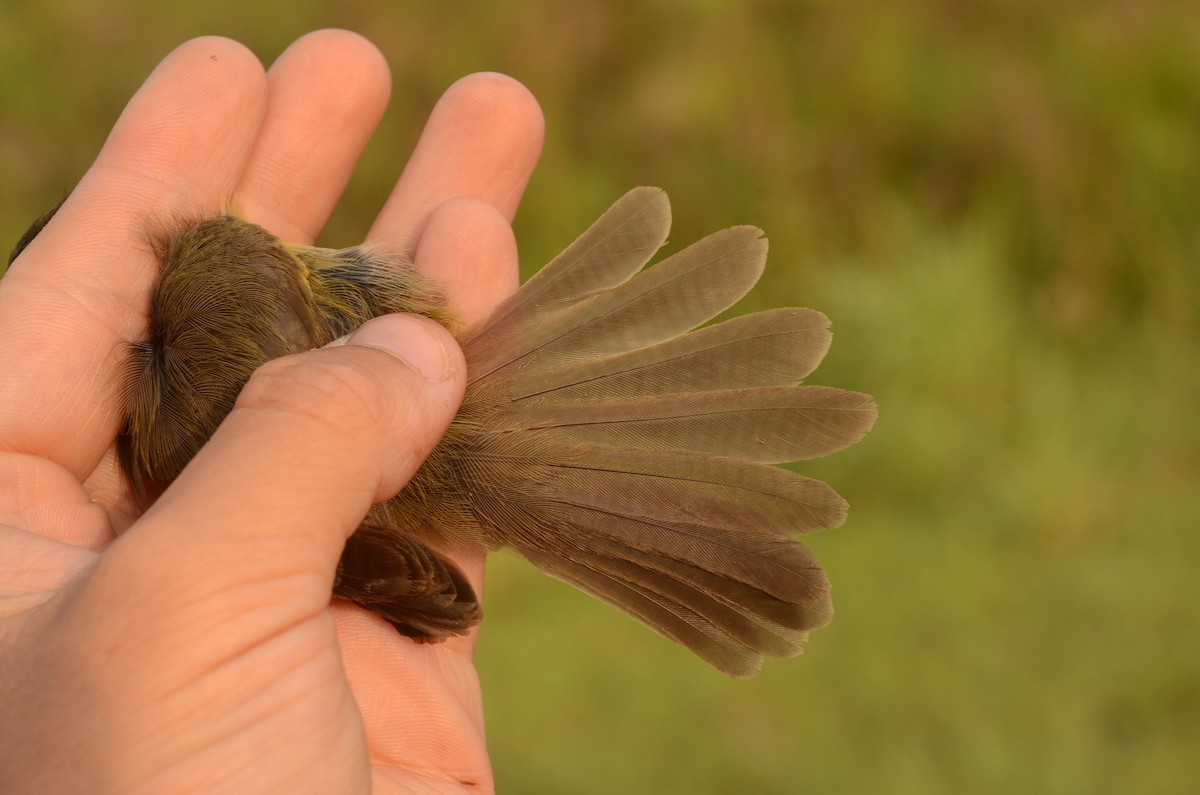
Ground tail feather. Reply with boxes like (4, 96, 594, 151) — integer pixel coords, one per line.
(574, 533, 825, 649)
(492, 186, 669, 307)
(552, 506, 831, 611)
(509, 307, 833, 399)
(459, 443, 840, 675)
(512, 527, 824, 677)
(461, 186, 671, 375)
(512, 445, 851, 533)
(522, 225, 767, 362)
(515, 540, 777, 677)
(466, 224, 768, 382)
(496, 386, 876, 463)
(434, 187, 876, 674)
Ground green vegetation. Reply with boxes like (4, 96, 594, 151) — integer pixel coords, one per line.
(3, 2, 1197, 792)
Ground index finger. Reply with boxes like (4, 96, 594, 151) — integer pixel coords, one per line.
(0, 37, 269, 479)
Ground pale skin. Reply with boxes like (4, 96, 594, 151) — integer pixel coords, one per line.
(0, 30, 544, 794)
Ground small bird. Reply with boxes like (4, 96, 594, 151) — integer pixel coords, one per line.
(12, 187, 876, 677)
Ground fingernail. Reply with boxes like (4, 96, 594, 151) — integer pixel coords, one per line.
(346, 314, 454, 382)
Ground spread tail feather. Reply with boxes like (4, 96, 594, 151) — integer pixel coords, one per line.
(423, 187, 877, 675)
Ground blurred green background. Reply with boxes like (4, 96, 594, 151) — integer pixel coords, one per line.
(3, 1, 1198, 792)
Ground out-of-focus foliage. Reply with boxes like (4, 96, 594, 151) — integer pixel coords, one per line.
(2, 2, 1197, 792)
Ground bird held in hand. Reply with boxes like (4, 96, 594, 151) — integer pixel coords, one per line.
(10, 187, 876, 677)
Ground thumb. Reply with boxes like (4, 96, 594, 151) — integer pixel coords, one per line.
(88, 312, 466, 644)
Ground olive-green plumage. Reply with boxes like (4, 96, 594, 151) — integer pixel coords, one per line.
(12, 188, 877, 676)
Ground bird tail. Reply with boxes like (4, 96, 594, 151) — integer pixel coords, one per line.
(445, 187, 876, 676)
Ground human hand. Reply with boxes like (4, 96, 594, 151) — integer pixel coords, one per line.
(0, 30, 542, 794)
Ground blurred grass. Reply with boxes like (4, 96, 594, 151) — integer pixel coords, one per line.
(3, 1, 1198, 792)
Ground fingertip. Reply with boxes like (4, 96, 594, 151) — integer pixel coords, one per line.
(373, 72, 544, 251)
(238, 29, 393, 240)
(92, 34, 269, 210)
(129, 33, 268, 137)
(315, 29, 392, 102)
(165, 34, 265, 75)
(267, 29, 392, 116)
(441, 72, 545, 147)
(344, 314, 465, 501)
(436, 73, 545, 218)
(281, 29, 391, 78)
(347, 313, 464, 386)
(415, 198, 520, 324)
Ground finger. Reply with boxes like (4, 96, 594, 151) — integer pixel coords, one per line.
(0, 453, 112, 551)
(369, 72, 544, 255)
(86, 313, 466, 658)
(234, 29, 392, 243)
(0, 36, 269, 480)
(414, 197, 520, 326)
